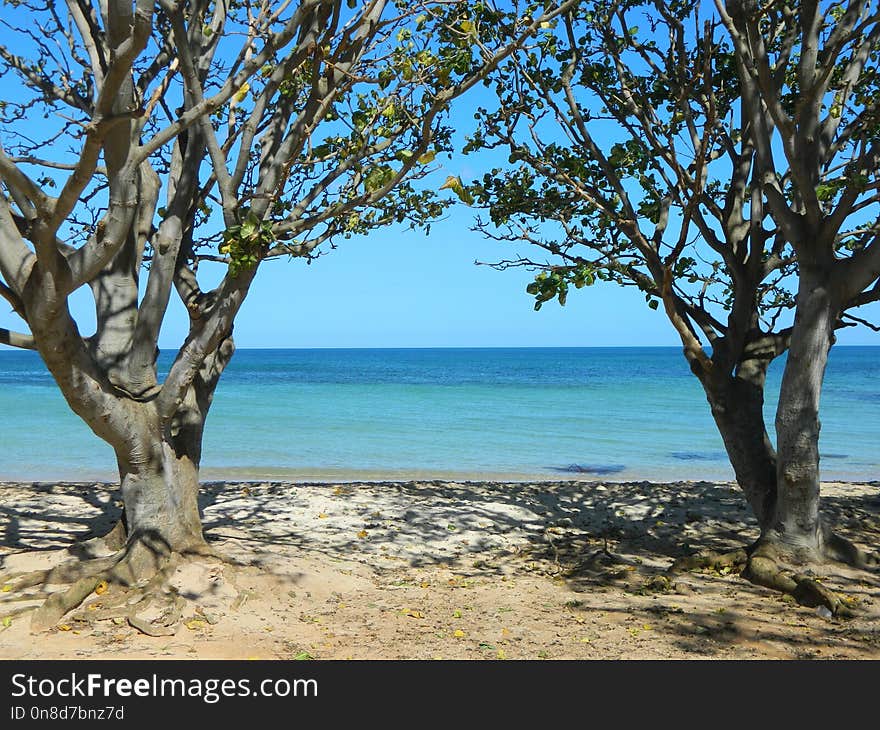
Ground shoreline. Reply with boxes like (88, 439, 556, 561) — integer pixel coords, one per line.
(2, 473, 878, 487)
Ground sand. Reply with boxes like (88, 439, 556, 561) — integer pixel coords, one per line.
(1, 478, 879, 660)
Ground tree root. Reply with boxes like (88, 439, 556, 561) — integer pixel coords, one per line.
(669, 540, 861, 617)
(30, 576, 103, 632)
(0, 537, 197, 634)
(742, 543, 856, 617)
(2, 554, 122, 592)
(667, 549, 748, 575)
(822, 530, 879, 569)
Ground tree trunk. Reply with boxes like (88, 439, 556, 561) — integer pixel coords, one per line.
(705, 369, 777, 530)
(115, 432, 205, 577)
(770, 269, 836, 560)
(108, 336, 235, 577)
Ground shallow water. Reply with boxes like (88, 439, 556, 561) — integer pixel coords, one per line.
(0, 346, 877, 482)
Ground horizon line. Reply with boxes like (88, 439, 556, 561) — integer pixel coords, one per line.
(3, 343, 880, 353)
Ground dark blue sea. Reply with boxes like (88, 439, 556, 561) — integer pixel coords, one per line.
(0, 347, 877, 482)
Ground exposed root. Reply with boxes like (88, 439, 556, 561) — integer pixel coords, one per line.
(2, 553, 121, 592)
(822, 530, 879, 569)
(667, 549, 748, 575)
(30, 576, 103, 632)
(6, 537, 186, 633)
(0, 526, 222, 636)
(666, 542, 859, 616)
(742, 542, 856, 617)
(127, 593, 186, 637)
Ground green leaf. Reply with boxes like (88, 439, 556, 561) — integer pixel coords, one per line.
(438, 175, 473, 205)
(417, 150, 436, 165)
(364, 165, 395, 193)
(240, 218, 258, 240)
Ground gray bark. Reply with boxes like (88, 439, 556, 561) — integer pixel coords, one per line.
(705, 363, 777, 530)
(770, 268, 837, 557)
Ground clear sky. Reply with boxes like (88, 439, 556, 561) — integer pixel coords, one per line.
(209, 214, 880, 349)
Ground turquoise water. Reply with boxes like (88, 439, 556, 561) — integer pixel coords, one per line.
(0, 347, 877, 482)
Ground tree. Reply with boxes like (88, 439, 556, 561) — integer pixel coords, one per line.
(716, 0, 880, 576)
(0, 0, 572, 629)
(467, 0, 878, 606)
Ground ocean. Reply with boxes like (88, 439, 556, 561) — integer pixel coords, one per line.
(0, 347, 877, 483)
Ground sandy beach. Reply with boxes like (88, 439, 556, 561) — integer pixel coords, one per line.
(1, 478, 879, 660)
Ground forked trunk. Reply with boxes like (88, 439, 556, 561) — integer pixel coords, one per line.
(108, 341, 233, 577)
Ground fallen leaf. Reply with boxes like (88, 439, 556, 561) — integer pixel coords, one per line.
(497, 649, 507, 660)
(185, 619, 207, 630)
(294, 652, 313, 660)
(356, 530, 368, 539)
(404, 609, 424, 619)
(452, 610, 462, 619)
(1, 585, 11, 593)
(453, 629, 465, 638)
(318, 513, 329, 519)
(94, 580, 109, 595)
(420, 582, 430, 589)
(1, 617, 11, 628)
(58, 624, 71, 631)
(642, 624, 653, 631)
